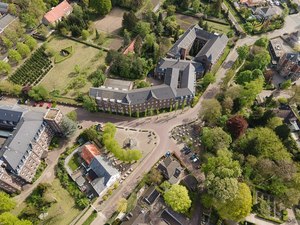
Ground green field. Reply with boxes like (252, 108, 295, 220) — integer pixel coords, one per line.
(41, 36, 106, 98)
(206, 21, 231, 34)
(40, 179, 81, 225)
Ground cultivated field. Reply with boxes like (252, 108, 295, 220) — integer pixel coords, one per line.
(41, 36, 106, 97)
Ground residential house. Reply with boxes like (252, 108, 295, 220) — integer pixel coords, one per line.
(42, 0, 73, 25)
(253, 7, 281, 20)
(167, 24, 228, 70)
(157, 157, 182, 184)
(0, 107, 63, 193)
(0, 2, 9, 14)
(143, 186, 160, 205)
(0, 14, 17, 34)
(78, 143, 120, 196)
(277, 52, 300, 81)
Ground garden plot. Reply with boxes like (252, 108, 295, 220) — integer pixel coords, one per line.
(41, 36, 106, 98)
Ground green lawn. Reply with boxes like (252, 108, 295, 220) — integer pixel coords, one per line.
(206, 21, 231, 34)
(41, 36, 106, 98)
(82, 211, 97, 225)
(41, 179, 81, 225)
(68, 153, 80, 172)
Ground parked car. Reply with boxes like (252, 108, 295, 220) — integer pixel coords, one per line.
(33, 102, 37, 107)
(46, 103, 52, 109)
(189, 153, 198, 160)
(184, 149, 192, 155)
(193, 157, 199, 163)
(39, 102, 44, 107)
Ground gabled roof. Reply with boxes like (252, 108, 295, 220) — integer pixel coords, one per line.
(43, 0, 73, 24)
(168, 24, 228, 64)
(0, 106, 24, 124)
(89, 155, 119, 185)
(157, 157, 181, 181)
(0, 111, 45, 171)
(80, 144, 101, 165)
(0, 14, 17, 34)
(254, 7, 280, 18)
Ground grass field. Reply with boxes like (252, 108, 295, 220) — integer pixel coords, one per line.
(68, 154, 80, 172)
(206, 21, 231, 34)
(41, 179, 81, 225)
(41, 36, 106, 98)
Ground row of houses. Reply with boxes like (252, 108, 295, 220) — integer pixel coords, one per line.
(0, 107, 63, 193)
(90, 24, 229, 115)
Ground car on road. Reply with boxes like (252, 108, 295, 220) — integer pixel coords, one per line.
(39, 102, 44, 107)
(46, 103, 52, 109)
(33, 102, 37, 107)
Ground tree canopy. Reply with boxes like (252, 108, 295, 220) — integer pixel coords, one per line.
(226, 115, 248, 139)
(216, 183, 252, 222)
(61, 116, 77, 137)
(236, 127, 291, 161)
(199, 99, 222, 126)
(28, 85, 49, 101)
(89, 0, 112, 15)
(201, 127, 232, 152)
(164, 184, 191, 213)
(0, 192, 16, 213)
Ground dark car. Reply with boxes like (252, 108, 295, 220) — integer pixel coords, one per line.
(190, 153, 197, 160)
(184, 149, 192, 155)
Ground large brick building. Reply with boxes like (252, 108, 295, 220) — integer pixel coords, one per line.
(90, 25, 228, 115)
(0, 107, 63, 193)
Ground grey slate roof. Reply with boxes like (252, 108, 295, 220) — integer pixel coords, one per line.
(157, 157, 182, 182)
(0, 14, 17, 34)
(254, 7, 280, 18)
(90, 58, 196, 105)
(285, 53, 300, 66)
(0, 106, 24, 124)
(89, 155, 120, 195)
(0, 111, 45, 171)
(168, 24, 228, 65)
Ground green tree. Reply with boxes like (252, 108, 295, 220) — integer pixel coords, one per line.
(202, 72, 215, 88)
(89, 0, 112, 15)
(166, 5, 176, 16)
(81, 29, 89, 40)
(202, 149, 242, 202)
(164, 184, 191, 213)
(200, 99, 222, 125)
(1, 36, 13, 49)
(117, 198, 127, 213)
(0, 212, 32, 225)
(82, 96, 98, 112)
(192, 0, 201, 12)
(237, 127, 291, 161)
(281, 79, 292, 90)
(201, 127, 232, 152)
(28, 85, 49, 101)
(239, 77, 264, 107)
(61, 116, 77, 137)
(16, 42, 30, 59)
(0, 192, 16, 213)
(122, 11, 138, 32)
(24, 35, 37, 50)
(134, 21, 151, 38)
(8, 49, 22, 64)
(146, 168, 163, 184)
(254, 37, 269, 48)
(66, 111, 77, 121)
(217, 183, 252, 222)
(266, 117, 283, 130)
(0, 61, 11, 75)
(236, 45, 249, 60)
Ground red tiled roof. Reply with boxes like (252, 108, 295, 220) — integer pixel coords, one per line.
(43, 0, 73, 24)
(123, 39, 136, 55)
(81, 144, 101, 165)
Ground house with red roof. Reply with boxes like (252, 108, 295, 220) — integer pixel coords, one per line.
(80, 143, 101, 165)
(42, 0, 73, 25)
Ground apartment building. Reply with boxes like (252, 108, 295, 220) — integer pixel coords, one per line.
(0, 107, 63, 193)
